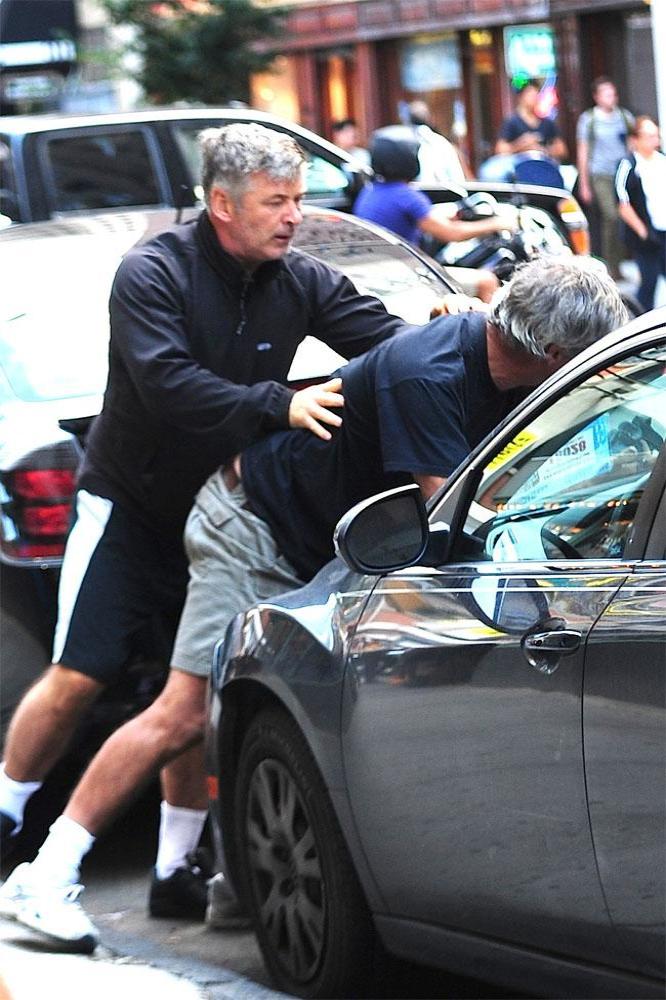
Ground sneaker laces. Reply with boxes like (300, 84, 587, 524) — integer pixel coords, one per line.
(62, 883, 85, 904)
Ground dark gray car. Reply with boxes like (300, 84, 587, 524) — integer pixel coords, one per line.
(207, 308, 666, 999)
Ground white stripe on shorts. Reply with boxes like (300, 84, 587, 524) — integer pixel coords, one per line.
(52, 490, 113, 664)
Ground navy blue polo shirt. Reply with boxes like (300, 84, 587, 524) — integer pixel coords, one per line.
(241, 312, 517, 580)
(499, 112, 560, 148)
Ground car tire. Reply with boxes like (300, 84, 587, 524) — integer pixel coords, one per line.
(234, 707, 377, 998)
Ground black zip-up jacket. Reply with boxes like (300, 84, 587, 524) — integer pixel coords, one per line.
(79, 212, 407, 530)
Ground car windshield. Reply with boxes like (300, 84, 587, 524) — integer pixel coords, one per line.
(460, 343, 666, 562)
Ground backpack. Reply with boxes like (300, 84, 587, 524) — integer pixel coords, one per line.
(586, 107, 633, 154)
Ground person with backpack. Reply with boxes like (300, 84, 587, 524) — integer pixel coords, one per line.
(615, 116, 666, 311)
(576, 77, 634, 279)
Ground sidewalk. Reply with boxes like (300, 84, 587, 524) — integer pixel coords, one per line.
(0, 924, 205, 1000)
(0, 914, 289, 1000)
(616, 261, 666, 307)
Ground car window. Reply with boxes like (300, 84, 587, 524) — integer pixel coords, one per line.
(172, 123, 348, 200)
(0, 137, 20, 223)
(304, 154, 348, 195)
(171, 123, 208, 202)
(44, 130, 162, 212)
(460, 344, 666, 562)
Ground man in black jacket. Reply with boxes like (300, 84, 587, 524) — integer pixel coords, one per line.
(0, 123, 406, 929)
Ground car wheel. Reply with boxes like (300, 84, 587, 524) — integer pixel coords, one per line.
(234, 708, 377, 998)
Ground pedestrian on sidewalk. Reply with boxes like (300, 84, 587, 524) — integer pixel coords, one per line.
(0, 122, 409, 942)
(615, 115, 666, 311)
(331, 118, 371, 169)
(496, 79, 567, 163)
(576, 77, 634, 279)
(0, 257, 627, 953)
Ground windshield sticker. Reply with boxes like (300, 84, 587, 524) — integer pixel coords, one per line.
(486, 429, 537, 472)
(509, 415, 612, 507)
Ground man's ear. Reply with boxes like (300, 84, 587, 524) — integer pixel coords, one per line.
(544, 343, 568, 369)
(209, 186, 234, 223)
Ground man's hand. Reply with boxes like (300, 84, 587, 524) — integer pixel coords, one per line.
(413, 472, 446, 500)
(289, 377, 344, 440)
(514, 131, 542, 153)
(430, 294, 489, 319)
(492, 211, 519, 235)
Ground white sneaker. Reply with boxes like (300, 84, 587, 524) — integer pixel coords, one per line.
(0, 862, 99, 953)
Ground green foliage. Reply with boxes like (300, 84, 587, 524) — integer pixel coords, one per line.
(102, 0, 285, 105)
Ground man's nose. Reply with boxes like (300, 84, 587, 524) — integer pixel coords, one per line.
(285, 200, 303, 225)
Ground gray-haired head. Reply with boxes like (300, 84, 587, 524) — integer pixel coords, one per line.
(199, 123, 306, 205)
(489, 257, 628, 360)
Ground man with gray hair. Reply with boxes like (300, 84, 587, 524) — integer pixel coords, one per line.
(0, 256, 627, 951)
(0, 123, 409, 941)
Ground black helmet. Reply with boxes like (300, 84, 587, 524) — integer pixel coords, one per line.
(370, 134, 420, 182)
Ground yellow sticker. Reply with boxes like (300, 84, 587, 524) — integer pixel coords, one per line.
(486, 429, 537, 471)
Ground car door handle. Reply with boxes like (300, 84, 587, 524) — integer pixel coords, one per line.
(523, 629, 582, 653)
(521, 627, 582, 674)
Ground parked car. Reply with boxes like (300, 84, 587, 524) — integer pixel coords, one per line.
(207, 307, 666, 999)
(0, 106, 589, 255)
(0, 204, 456, 742)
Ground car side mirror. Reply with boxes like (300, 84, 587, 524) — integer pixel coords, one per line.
(334, 484, 431, 574)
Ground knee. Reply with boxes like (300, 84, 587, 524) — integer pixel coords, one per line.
(144, 693, 206, 756)
(36, 665, 103, 716)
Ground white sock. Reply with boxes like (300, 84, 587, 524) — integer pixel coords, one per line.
(0, 762, 42, 833)
(28, 815, 96, 887)
(154, 801, 207, 880)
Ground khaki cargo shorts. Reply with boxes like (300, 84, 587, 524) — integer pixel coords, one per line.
(170, 468, 304, 677)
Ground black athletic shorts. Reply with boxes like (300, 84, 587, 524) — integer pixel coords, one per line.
(53, 490, 189, 683)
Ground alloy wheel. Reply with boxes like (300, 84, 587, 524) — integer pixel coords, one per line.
(245, 757, 325, 983)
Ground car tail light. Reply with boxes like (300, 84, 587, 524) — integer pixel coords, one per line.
(0, 446, 79, 566)
(557, 197, 591, 255)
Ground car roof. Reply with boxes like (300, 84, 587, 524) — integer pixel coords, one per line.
(0, 106, 354, 158)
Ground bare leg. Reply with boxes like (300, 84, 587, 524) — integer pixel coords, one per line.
(160, 741, 208, 811)
(3, 665, 103, 781)
(65, 669, 207, 835)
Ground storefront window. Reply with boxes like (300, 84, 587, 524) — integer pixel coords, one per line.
(468, 29, 497, 164)
(398, 33, 463, 141)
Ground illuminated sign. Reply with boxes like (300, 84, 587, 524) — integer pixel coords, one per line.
(504, 24, 556, 82)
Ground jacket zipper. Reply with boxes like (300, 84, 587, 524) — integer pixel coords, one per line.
(235, 274, 253, 336)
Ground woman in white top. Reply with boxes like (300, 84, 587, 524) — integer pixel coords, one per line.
(615, 116, 666, 311)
